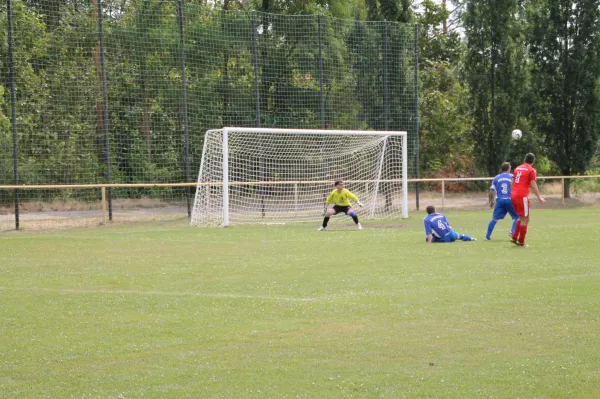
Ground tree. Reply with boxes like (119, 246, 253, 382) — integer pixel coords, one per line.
(0, 2, 54, 185)
(463, 0, 527, 176)
(416, 0, 473, 176)
(528, 0, 600, 197)
(365, 0, 412, 22)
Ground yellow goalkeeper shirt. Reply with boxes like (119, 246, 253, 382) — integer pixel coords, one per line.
(325, 188, 359, 206)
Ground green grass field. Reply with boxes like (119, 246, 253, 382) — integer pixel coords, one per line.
(1, 209, 599, 398)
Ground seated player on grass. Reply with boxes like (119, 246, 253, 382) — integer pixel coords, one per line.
(423, 205, 476, 243)
(318, 180, 363, 231)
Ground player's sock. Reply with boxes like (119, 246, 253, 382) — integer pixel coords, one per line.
(512, 220, 521, 240)
(515, 224, 522, 241)
(322, 217, 330, 228)
(486, 220, 497, 239)
(348, 211, 359, 224)
(515, 224, 524, 242)
(518, 225, 528, 243)
(510, 218, 518, 235)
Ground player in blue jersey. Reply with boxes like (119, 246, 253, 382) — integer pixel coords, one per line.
(485, 162, 519, 241)
(423, 205, 476, 243)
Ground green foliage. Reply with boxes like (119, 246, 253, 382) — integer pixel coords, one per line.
(419, 60, 474, 174)
(1, 2, 51, 183)
(463, 0, 528, 176)
(502, 118, 554, 175)
(0, 84, 13, 186)
(365, 0, 412, 22)
(527, 0, 600, 179)
(415, 0, 473, 177)
(570, 168, 600, 194)
(4, 0, 600, 199)
(417, 0, 462, 65)
(2, 2, 419, 202)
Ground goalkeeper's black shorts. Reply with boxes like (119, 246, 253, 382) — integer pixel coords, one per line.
(333, 205, 351, 215)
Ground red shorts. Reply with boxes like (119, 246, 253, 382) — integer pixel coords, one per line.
(511, 196, 530, 217)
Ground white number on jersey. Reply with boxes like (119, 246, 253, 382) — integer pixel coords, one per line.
(515, 172, 522, 183)
(501, 183, 508, 194)
(437, 220, 446, 230)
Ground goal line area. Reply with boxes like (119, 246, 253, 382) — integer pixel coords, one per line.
(2, 176, 599, 231)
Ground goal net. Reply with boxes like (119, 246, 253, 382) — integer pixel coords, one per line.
(191, 127, 408, 227)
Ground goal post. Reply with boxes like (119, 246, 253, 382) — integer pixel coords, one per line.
(191, 127, 408, 227)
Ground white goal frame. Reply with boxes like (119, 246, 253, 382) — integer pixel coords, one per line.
(192, 127, 408, 227)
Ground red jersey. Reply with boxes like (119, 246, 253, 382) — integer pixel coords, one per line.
(511, 163, 537, 197)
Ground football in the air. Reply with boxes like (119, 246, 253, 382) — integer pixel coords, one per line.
(511, 129, 523, 140)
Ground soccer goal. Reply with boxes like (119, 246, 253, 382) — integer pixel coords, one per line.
(191, 127, 408, 227)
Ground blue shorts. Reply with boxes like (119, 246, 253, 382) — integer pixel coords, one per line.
(427, 230, 459, 243)
(492, 198, 518, 220)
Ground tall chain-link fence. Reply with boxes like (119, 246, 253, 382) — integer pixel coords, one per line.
(0, 0, 418, 229)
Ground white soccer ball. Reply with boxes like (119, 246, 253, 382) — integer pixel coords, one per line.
(512, 129, 523, 140)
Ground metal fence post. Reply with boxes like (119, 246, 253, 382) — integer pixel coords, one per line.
(441, 180, 445, 211)
(251, 11, 264, 216)
(7, 0, 20, 230)
(97, 0, 112, 220)
(101, 187, 107, 224)
(384, 21, 389, 131)
(252, 11, 260, 128)
(178, 0, 191, 217)
(318, 14, 328, 201)
(318, 14, 325, 129)
(414, 23, 420, 211)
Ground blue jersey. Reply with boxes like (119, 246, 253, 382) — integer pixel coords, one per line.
(490, 172, 513, 200)
(423, 212, 452, 238)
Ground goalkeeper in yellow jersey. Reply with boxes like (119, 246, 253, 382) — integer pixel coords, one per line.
(318, 180, 364, 231)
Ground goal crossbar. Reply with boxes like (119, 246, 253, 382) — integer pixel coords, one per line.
(223, 127, 407, 136)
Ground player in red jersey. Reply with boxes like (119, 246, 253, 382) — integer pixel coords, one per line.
(510, 153, 545, 246)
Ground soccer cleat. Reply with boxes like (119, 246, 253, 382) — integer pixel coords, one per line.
(317, 226, 327, 231)
(516, 241, 529, 247)
(485, 237, 491, 241)
(357, 223, 363, 230)
(470, 237, 477, 241)
(510, 236, 518, 244)
(508, 232, 514, 238)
